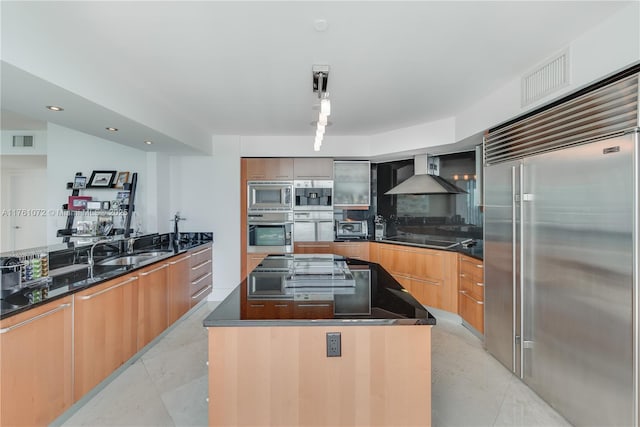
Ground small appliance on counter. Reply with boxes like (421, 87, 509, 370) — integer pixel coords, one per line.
(374, 215, 386, 241)
(335, 220, 368, 240)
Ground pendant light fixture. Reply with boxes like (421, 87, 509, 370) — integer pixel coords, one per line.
(312, 65, 330, 151)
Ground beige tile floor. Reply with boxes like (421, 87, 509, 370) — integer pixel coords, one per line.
(56, 302, 571, 427)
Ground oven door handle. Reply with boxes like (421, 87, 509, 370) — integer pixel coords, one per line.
(248, 222, 291, 226)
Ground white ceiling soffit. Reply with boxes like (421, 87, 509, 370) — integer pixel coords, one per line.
(0, 109, 47, 131)
(0, 1, 631, 150)
(0, 62, 208, 155)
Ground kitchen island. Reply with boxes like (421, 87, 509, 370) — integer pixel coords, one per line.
(203, 254, 435, 427)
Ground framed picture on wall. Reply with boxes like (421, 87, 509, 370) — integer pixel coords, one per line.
(72, 175, 87, 189)
(88, 170, 117, 188)
(114, 171, 129, 189)
(68, 196, 92, 211)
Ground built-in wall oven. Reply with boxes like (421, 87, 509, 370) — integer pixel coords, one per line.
(294, 180, 332, 210)
(247, 212, 294, 253)
(248, 181, 293, 211)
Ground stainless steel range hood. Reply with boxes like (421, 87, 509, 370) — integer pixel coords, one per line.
(384, 154, 467, 195)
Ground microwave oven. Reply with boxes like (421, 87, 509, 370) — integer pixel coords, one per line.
(247, 212, 294, 253)
(335, 220, 368, 240)
(248, 181, 293, 211)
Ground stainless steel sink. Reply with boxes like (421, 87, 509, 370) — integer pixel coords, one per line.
(98, 254, 157, 266)
(135, 251, 172, 257)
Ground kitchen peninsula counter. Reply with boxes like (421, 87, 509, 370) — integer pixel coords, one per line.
(203, 255, 434, 427)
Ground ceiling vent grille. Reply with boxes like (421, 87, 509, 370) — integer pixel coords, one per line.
(521, 49, 570, 107)
(485, 73, 639, 165)
(12, 135, 34, 147)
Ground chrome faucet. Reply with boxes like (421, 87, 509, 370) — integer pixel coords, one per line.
(88, 237, 113, 267)
(127, 237, 137, 254)
(172, 212, 186, 248)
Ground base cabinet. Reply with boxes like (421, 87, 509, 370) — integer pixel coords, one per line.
(458, 255, 484, 333)
(246, 300, 293, 319)
(331, 241, 369, 260)
(168, 253, 192, 324)
(138, 262, 170, 350)
(190, 244, 213, 307)
(74, 274, 139, 399)
(0, 296, 73, 426)
(374, 243, 458, 313)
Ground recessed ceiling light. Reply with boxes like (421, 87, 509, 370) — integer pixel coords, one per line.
(106, 127, 118, 132)
(144, 140, 153, 145)
(46, 105, 64, 111)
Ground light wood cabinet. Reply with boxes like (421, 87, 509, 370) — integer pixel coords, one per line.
(0, 296, 73, 426)
(293, 157, 334, 179)
(245, 300, 293, 319)
(190, 244, 213, 307)
(458, 254, 484, 333)
(74, 274, 139, 399)
(168, 253, 192, 324)
(137, 262, 169, 350)
(332, 241, 369, 260)
(245, 253, 269, 277)
(294, 242, 333, 254)
(245, 158, 294, 180)
(374, 243, 458, 313)
(293, 301, 334, 319)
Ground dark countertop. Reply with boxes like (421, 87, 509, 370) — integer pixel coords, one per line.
(203, 254, 436, 327)
(375, 235, 484, 260)
(0, 235, 212, 320)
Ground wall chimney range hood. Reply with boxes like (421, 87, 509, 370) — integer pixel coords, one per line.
(384, 154, 467, 195)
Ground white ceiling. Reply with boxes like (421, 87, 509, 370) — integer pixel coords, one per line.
(0, 1, 632, 153)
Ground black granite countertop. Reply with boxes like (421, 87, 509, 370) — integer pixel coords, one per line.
(375, 235, 484, 260)
(0, 234, 212, 319)
(203, 254, 436, 327)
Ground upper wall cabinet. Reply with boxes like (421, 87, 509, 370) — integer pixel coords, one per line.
(245, 158, 294, 181)
(333, 161, 371, 207)
(293, 158, 334, 180)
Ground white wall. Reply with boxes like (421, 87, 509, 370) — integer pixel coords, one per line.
(145, 152, 171, 234)
(454, 2, 640, 141)
(46, 123, 148, 244)
(170, 135, 241, 301)
(240, 135, 372, 158)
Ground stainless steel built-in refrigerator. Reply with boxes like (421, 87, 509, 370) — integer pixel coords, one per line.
(484, 71, 639, 427)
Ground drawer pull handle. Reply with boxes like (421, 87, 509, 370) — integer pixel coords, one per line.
(192, 284, 213, 299)
(460, 290, 483, 305)
(169, 255, 191, 265)
(191, 259, 212, 270)
(296, 303, 330, 308)
(192, 247, 212, 256)
(274, 304, 289, 308)
(476, 282, 484, 287)
(0, 303, 71, 334)
(140, 264, 169, 276)
(250, 304, 265, 308)
(192, 272, 213, 285)
(78, 276, 138, 300)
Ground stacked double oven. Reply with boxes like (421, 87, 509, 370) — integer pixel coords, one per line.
(247, 182, 294, 253)
(247, 179, 334, 254)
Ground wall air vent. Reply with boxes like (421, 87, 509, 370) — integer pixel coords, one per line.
(12, 135, 34, 147)
(485, 72, 639, 165)
(521, 49, 570, 107)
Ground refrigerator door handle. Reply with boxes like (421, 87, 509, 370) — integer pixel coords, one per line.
(512, 165, 518, 372)
(519, 163, 525, 379)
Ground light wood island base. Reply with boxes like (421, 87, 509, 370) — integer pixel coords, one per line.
(208, 324, 432, 427)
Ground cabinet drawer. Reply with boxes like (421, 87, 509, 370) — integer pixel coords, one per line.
(460, 255, 483, 282)
(293, 301, 334, 319)
(190, 258, 212, 281)
(459, 273, 484, 302)
(459, 290, 484, 334)
(190, 281, 212, 307)
(190, 244, 212, 268)
(246, 300, 293, 319)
